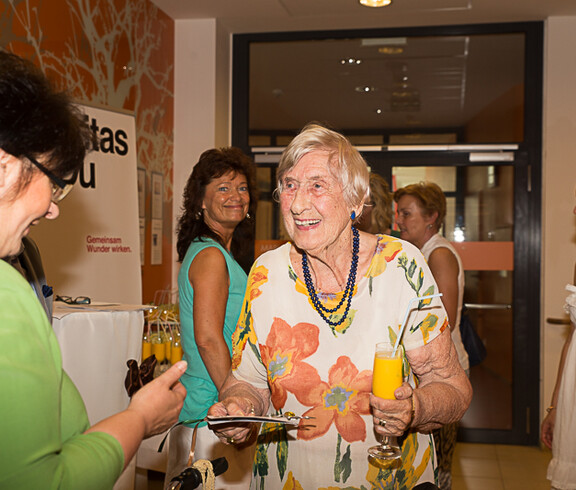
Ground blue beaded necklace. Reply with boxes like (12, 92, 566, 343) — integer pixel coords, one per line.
(301, 226, 359, 327)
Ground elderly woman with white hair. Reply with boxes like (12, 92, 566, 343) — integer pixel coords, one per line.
(208, 123, 472, 489)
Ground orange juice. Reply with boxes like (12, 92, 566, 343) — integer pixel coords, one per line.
(142, 341, 152, 361)
(152, 341, 166, 362)
(170, 343, 183, 364)
(372, 355, 403, 399)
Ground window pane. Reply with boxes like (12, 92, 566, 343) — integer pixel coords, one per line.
(249, 33, 525, 144)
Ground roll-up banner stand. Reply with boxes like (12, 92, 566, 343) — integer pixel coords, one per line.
(30, 104, 142, 304)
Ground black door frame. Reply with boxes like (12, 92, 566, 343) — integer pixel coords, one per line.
(232, 21, 543, 445)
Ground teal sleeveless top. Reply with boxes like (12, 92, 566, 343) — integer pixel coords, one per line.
(177, 238, 248, 425)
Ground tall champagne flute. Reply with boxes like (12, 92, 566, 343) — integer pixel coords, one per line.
(368, 341, 403, 461)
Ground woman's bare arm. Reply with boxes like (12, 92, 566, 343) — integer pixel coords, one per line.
(406, 327, 472, 431)
(427, 248, 460, 331)
(189, 247, 232, 390)
(86, 361, 187, 469)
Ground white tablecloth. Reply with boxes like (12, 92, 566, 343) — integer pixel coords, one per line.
(52, 303, 146, 489)
(53, 304, 144, 424)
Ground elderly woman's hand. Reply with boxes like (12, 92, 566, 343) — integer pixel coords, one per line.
(207, 396, 256, 445)
(370, 382, 415, 437)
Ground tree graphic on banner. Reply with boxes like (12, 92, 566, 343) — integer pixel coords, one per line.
(1, 0, 174, 201)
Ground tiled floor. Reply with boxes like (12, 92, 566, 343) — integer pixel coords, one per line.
(453, 442, 552, 490)
(148, 442, 553, 489)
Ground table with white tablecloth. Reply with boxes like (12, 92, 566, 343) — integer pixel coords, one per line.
(52, 303, 147, 490)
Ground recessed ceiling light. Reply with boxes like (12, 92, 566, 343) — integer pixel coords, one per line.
(340, 58, 362, 65)
(359, 0, 392, 7)
(355, 86, 376, 93)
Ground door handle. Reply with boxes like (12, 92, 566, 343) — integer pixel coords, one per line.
(546, 317, 571, 325)
(464, 303, 512, 310)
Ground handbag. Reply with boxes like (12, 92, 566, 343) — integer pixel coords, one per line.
(459, 305, 487, 367)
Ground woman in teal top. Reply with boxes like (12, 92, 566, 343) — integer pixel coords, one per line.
(165, 147, 258, 488)
(0, 50, 187, 489)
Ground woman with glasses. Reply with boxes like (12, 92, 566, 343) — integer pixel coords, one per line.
(164, 147, 258, 488)
(0, 50, 187, 489)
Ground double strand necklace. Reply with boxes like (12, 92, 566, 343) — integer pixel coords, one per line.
(301, 226, 359, 327)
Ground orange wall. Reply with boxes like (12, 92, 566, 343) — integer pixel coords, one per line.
(0, 0, 174, 303)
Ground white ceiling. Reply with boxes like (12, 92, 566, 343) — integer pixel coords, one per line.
(150, 0, 576, 134)
(151, 0, 576, 34)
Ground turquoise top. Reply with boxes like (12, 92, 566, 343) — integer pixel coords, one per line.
(0, 260, 124, 489)
(177, 238, 248, 425)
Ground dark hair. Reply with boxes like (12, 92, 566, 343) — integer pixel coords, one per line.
(0, 50, 91, 190)
(176, 147, 258, 262)
(393, 181, 446, 231)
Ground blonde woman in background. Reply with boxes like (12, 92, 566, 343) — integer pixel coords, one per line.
(356, 172, 394, 235)
(394, 181, 470, 490)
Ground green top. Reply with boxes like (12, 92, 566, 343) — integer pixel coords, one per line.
(0, 260, 124, 489)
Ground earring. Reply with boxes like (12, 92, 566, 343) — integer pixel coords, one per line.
(246, 212, 251, 219)
(350, 210, 356, 221)
(195, 210, 202, 220)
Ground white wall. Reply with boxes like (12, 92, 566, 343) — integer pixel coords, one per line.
(172, 19, 231, 290)
(541, 16, 576, 417)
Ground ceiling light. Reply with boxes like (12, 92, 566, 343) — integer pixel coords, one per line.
(359, 0, 392, 7)
(355, 86, 376, 93)
(340, 58, 362, 65)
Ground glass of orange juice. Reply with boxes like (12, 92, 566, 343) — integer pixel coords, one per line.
(368, 341, 403, 461)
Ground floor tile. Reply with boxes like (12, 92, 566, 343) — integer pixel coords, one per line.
(453, 475, 505, 490)
(455, 442, 499, 459)
(455, 456, 502, 479)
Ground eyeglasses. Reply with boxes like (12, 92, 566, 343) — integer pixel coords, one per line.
(55, 295, 91, 305)
(26, 155, 78, 203)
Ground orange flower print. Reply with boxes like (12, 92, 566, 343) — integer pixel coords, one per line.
(296, 356, 372, 443)
(366, 237, 402, 279)
(260, 318, 321, 410)
(248, 264, 269, 301)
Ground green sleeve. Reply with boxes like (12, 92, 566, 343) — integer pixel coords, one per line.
(0, 262, 124, 489)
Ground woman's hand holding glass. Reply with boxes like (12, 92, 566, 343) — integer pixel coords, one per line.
(369, 342, 414, 461)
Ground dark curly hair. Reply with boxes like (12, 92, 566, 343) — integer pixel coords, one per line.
(176, 147, 258, 262)
(0, 50, 91, 192)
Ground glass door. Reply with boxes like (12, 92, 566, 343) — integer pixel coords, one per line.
(363, 148, 540, 445)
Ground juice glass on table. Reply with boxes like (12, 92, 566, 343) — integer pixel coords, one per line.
(368, 341, 403, 461)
